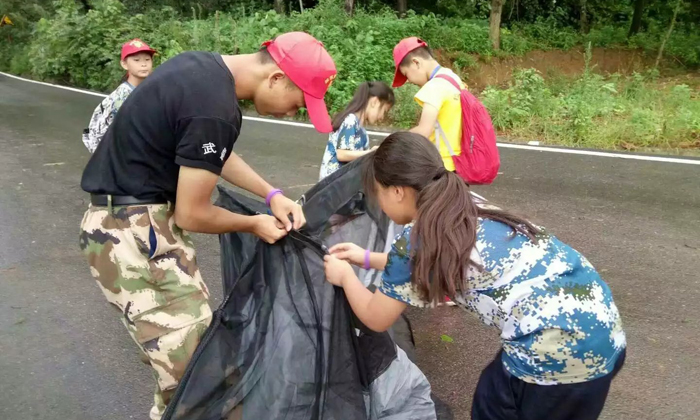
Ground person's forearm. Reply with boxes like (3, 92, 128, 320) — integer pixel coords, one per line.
(341, 274, 383, 330)
(336, 149, 372, 163)
(175, 203, 256, 234)
(369, 252, 388, 270)
(220, 153, 275, 198)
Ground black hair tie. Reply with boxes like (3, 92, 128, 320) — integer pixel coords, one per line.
(432, 168, 448, 181)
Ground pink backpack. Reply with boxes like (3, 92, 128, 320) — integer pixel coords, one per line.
(434, 74, 500, 185)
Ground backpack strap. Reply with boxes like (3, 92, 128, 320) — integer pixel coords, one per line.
(435, 122, 457, 157)
(434, 73, 463, 92)
(433, 73, 463, 157)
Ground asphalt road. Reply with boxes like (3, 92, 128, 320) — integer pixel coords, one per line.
(1, 73, 699, 420)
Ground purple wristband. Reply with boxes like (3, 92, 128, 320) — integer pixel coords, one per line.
(265, 188, 283, 207)
(364, 249, 371, 270)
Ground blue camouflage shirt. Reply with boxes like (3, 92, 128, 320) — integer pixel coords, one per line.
(380, 220, 627, 385)
(319, 114, 369, 180)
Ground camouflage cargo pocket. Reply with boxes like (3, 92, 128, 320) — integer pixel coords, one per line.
(80, 204, 212, 344)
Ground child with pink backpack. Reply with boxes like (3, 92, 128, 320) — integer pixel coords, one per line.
(392, 37, 500, 185)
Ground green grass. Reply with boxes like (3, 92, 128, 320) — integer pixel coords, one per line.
(1, 0, 698, 152)
(479, 67, 700, 151)
(388, 47, 699, 151)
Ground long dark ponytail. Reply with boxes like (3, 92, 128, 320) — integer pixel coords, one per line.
(364, 132, 540, 304)
(331, 81, 395, 131)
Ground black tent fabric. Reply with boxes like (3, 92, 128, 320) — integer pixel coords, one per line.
(162, 157, 453, 420)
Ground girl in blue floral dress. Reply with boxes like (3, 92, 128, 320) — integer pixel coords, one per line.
(324, 132, 626, 420)
(319, 81, 394, 179)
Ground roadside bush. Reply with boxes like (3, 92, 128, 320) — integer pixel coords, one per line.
(2, 0, 697, 151)
(481, 64, 700, 150)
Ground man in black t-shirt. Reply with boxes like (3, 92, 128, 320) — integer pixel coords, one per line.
(78, 32, 337, 419)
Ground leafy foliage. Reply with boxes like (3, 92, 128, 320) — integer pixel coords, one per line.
(0, 0, 697, 150)
(481, 46, 700, 150)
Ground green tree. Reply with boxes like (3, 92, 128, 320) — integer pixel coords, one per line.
(397, 0, 407, 17)
(345, 0, 354, 15)
(490, 0, 505, 50)
(654, 0, 683, 69)
(628, 0, 645, 37)
(579, 0, 589, 34)
(0, 0, 53, 72)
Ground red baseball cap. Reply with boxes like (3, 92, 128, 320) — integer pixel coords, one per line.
(262, 32, 337, 133)
(121, 38, 156, 61)
(392, 37, 428, 87)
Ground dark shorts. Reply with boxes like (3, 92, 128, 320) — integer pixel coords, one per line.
(472, 349, 626, 420)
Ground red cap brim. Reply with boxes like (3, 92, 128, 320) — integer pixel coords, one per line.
(392, 67, 408, 88)
(304, 92, 333, 133)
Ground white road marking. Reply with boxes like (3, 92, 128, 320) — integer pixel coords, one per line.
(2, 71, 698, 166)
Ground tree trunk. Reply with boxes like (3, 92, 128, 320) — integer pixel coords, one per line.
(489, 0, 505, 50)
(397, 0, 407, 18)
(580, 0, 589, 34)
(628, 0, 646, 37)
(274, 0, 285, 14)
(655, 0, 682, 69)
(345, 0, 355, 15)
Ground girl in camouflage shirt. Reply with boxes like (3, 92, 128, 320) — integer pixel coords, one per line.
(82, 38, 155, 153)
(324, 132, 626, 420)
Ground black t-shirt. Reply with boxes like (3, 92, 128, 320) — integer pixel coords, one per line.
(81, 51, 241, 203)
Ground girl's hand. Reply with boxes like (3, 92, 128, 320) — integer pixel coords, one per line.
(324, 255, 356, 287)
(329, 242, 365, 266)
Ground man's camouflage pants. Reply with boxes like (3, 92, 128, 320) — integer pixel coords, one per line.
(79, 203, 212, 420)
